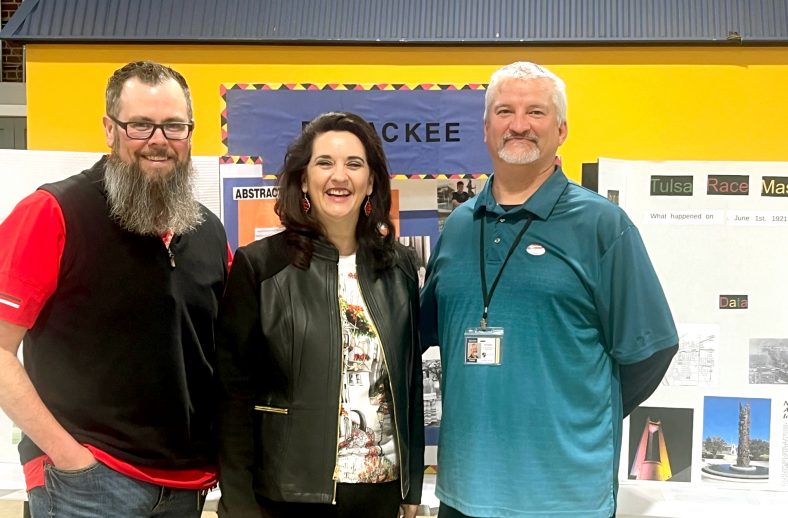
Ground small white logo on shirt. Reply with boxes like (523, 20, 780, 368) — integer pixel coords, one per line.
(0, 292, 22, 309)
(526, 243, 546, 256)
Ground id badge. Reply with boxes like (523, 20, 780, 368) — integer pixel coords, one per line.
(464, 327, 503, 365)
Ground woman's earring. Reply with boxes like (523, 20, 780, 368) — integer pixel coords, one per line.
(364, 196, 373, 217)
(302, 193, 311, 214)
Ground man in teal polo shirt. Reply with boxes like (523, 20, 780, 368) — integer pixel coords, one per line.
(420, 62, 678, 518)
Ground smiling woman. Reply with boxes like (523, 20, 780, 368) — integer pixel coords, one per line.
(216, 112, 424, 518)
(301, 130, 374, 254)
(274, 112, 397, 270)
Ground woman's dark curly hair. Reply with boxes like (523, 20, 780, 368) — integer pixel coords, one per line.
(275, 112, 395, 270)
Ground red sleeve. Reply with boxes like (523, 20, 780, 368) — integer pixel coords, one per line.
(227, 242, 234, 270)
(0, 190, 65, 328)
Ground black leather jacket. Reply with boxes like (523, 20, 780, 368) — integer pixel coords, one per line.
(217, 232, 424, 516)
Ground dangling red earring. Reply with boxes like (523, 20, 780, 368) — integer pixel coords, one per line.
(364, 196, 373, 217)
(302, 193, 311, 214)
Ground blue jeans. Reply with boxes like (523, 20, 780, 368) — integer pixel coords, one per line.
(28, 461, 207, 518)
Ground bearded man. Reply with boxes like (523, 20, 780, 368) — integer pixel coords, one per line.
(0, 61, 229, 517)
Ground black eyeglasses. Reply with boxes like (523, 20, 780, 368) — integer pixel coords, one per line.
(108, 115, 194, 140)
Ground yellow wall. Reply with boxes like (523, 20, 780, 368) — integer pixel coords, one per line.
(25, 44, 788, 181)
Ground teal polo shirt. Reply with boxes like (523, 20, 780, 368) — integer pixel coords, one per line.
(421, 167, 677, 518)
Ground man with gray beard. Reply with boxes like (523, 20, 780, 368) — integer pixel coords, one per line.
(420, 62, 678, 517)
(104, 151, 204, 237)
(0, 61, 229, 517)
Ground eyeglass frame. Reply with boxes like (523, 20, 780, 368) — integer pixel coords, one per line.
(107, 114, 195, 141)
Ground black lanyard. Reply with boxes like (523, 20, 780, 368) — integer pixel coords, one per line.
(479, 209, 534, 329)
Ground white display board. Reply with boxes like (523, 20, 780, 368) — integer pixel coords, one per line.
(599, 158, 788, 517)
(0, 149, 221, 221)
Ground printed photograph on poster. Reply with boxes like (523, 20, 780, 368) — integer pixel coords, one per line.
(749, 338, 788, 384)
(627, 407, 693, 482)
(397, 236, 431, 288)
(422, 347, 442, 452)
(393, 179, 441, 253)
(436, 178, 485, 231)
(701, 396, 770, 483)
(782, 400, 788, 488)
(662, 323, 719, 387)
(389, 189, 401, 238)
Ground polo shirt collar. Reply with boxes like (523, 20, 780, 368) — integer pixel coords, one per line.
(473, 165, 569, 220)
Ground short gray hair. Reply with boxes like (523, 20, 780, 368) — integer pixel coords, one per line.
(484, 62, 567, 125)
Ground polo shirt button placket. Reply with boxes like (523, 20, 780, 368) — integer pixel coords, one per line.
(493, 237, 501, 244)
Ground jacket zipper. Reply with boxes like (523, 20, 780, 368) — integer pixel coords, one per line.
(358, 275, 407, 500)
(253, 405, 288, 415)
(331, 267, 342, 505)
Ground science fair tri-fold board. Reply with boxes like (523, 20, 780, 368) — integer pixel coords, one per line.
(597, 158, 788, 517)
